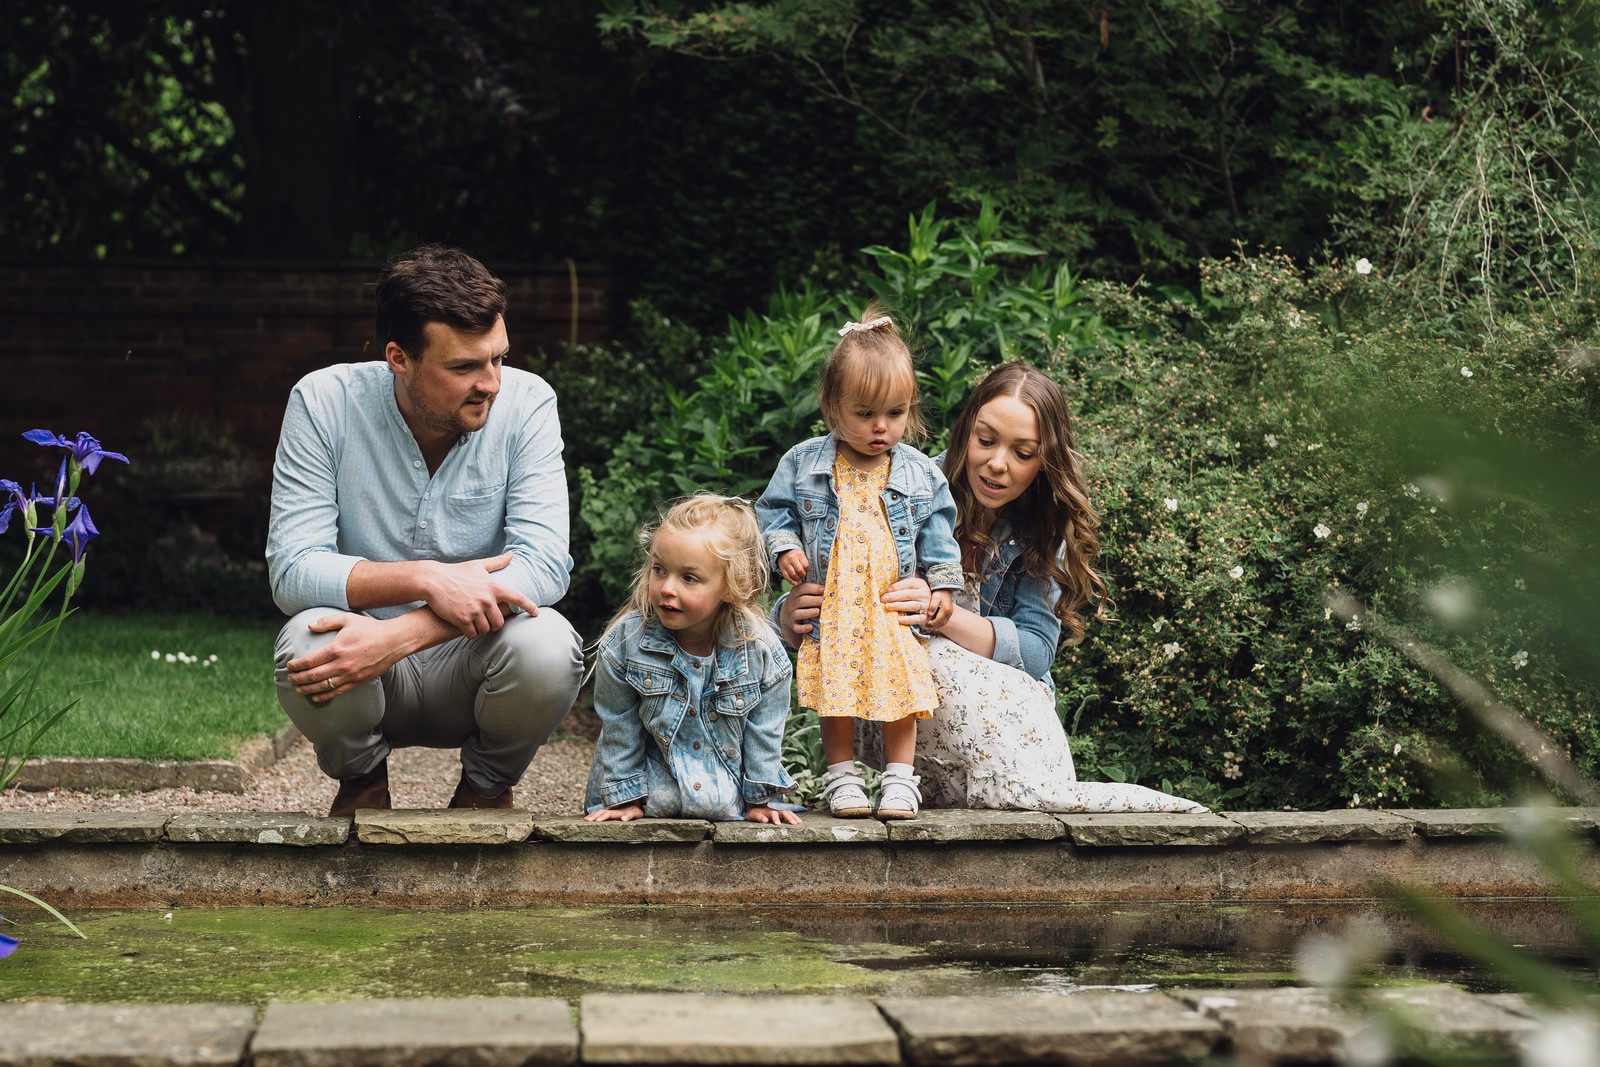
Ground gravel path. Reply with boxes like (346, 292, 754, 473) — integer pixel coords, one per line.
(0, 733, 597, 816)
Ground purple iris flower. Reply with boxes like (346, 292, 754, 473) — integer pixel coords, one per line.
(0, 478, 24, 535)
(22, 430, 129, 475)
(32, 503, 98, 564)
(0, 933, 16, 959)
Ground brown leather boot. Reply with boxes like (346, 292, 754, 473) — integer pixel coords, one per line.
(448, 774, 514, 810)
(328, 759, 391, 818)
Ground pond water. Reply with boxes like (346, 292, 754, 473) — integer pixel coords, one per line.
(0, 900, 1591, 1004)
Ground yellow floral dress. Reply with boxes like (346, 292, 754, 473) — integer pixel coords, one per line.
(797, 457, 937, 722)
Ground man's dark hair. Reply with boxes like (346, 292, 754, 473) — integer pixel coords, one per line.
(374, 245, 507, 360)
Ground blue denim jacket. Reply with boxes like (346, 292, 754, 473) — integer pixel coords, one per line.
(755, 435, 963, 641)
(973, 516, 1064, 682)
(584, 611, 794, 818)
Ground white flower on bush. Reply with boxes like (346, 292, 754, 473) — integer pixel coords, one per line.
(1514, 577, 1526, 590)
(1228, 565, 1244, 580)
(1264, 433, 1278, 448)
(1162, 641, 1183, 660)
(1163, 497, 1179, 512)
(152, 649, 219, 668)
(1151, 619, 1165, 633)
(1512, 649, 1529, 670)
(1355, 258, 1373, 275)
(1355, 501, 1368, 517)
(1313, 522, 1331, 539)
(1285, 309, 1303, 329)
(1402, 482, 1420, 498)
(1393, 742, 1403, 756)
(1460, 366, 1473, 378)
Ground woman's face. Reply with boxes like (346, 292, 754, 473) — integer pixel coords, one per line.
(963, 394, 1045, 514)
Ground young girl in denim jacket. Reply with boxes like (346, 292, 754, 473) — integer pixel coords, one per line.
(755, 308, 962, 820)
(583, 494, 801, 825)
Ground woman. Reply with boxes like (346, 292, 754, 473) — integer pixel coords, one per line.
(779, 361, 1206, 813)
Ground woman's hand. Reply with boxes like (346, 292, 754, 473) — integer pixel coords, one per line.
(778, 581, 825, 644)
(881, 576, 932, 626)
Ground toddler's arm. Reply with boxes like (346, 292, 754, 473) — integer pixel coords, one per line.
(926, 588, 955, 627)
(738, 638, 798, 808)
(916, 461, 966, 593)
(754, 449, 809, 577)
(583, 639, 650, 815)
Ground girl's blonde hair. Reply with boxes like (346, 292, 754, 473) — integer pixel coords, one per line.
(819, 304, 926, 442)
(602, 493, 770, 648)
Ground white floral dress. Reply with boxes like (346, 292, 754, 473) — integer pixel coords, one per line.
(908, 589, 1208, 813)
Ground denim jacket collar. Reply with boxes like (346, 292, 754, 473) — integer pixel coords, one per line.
(634, 616, 753, 685)
(804, 434, 924, 496)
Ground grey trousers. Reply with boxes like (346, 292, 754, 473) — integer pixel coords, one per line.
(273, 607, 584, 796)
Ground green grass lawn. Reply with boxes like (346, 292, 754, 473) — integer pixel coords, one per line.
(23, 610, 286, 761)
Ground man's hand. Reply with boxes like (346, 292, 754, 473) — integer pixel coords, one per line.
(777, 549, 810, 585)
(777, 581, 825, 645)
(286, 613, 412, 704)
(583, 803, 645, 822)
(420, 553, 540, 639)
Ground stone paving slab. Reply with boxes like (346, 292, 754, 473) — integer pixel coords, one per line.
(252, 997, 576, 1067)
(883, 808, 1063, 843)
(714, 813, 889, 844)
(0, 1002, 255, 1067)
(531, 815, 711, 843)
(355, 808, 533, 845)
(1551, 807, 1600, 833)
(0, 811, 168, 844)
(1390, 807, 1521, 837)
(9, 724, 303, 794)
(167, 812, 350, 846)
(878, 992, 1222, 1066)
(579, 993, 900, 1064)
(1178, 987, 1370, 1062)
(1055, 812, 1242, 847)
(1224, 809, 1415, 844)
(1367, 984, 1543, 1052)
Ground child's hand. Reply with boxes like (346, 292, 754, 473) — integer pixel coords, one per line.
(777, 550, 810, 585)
(583, 803, 645, 822)
(745, 804, 803, 825)
(924, 589, 955, 630)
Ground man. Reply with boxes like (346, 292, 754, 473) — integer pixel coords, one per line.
(267, 245, 583, 817)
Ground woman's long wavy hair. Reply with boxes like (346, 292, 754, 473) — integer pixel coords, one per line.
(943, 362, 1107, 646)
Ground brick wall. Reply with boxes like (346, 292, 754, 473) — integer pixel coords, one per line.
(0, 260, 608, 486)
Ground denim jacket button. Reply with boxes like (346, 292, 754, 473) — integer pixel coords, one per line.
(693, 741, 701, 750)
(693, 782, 702, 791)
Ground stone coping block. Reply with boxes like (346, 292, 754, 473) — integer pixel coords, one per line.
(1224, 809, 1414, 844)
(884, 809, 1064, 843)
(1367, 984, 1543, 1052)
(1391, 807, 1523, 837)
(167, 812, 350, 846)
(0, 1002, 255, 1067)
(1179, 987, 1371, 1062)
(878, 992, 1223, 1067)
(530, 815, 712, 843)
(11, 724, 303, 794)
(579, 993, 900, 1065)
(1055, 812, 1243, 847)
(714, 813, 889, 844)
(0, 811, 168, 844)
(252, 997, 576, 1067)
(355, 808, 533, 846)
(1551, 807, 1600, 833)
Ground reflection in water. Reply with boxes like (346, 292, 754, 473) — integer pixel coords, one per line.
(0, 900, 1591, 1004)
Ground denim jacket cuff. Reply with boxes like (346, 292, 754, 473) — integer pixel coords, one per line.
(989, 615, 1026, 672)
(925, 561, 964, 591)
(742, 773, 795, 805)
(598, 775, 646, 809)
(765, 533, 803, 567)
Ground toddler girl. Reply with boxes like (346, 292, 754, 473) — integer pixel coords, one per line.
(583, 494, 801, 824)
(756, 308, 962, 820)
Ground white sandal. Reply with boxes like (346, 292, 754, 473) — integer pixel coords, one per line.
(818, 767, 872, 818)
(875, 772, 922, 820)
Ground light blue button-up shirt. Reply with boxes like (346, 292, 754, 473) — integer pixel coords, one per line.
(266, 361, 571, 618)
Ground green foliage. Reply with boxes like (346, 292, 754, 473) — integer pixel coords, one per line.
(1058, 251, 1600, 810)
(597, 0, 1493, 281)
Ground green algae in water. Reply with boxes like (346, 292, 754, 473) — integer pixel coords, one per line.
(0, 902, 1589, 1004)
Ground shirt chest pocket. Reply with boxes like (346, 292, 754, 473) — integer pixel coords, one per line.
(448, 485, 505, 510)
